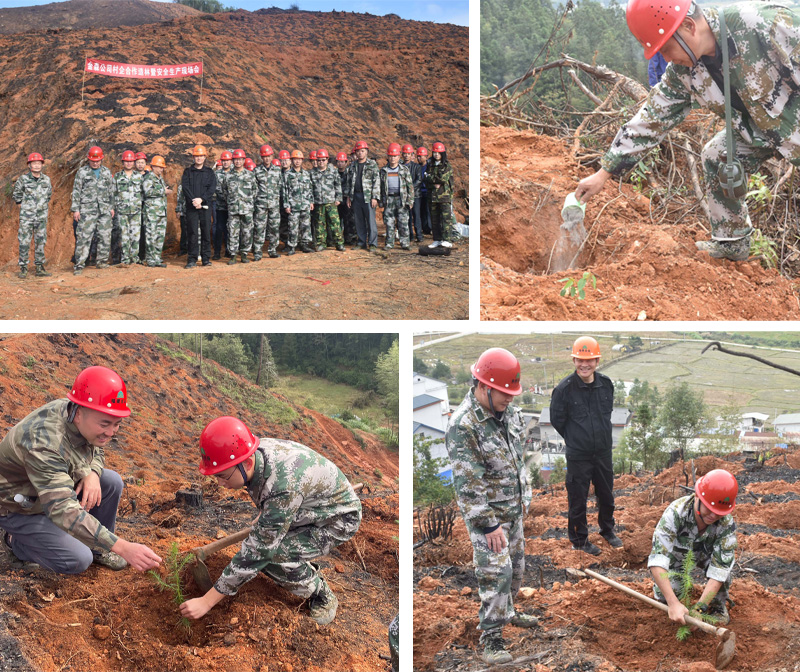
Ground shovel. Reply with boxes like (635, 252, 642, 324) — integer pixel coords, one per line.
(190, 527, 253, 593)
(578, 568, 736, 669)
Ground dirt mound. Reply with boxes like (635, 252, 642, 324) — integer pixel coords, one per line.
(0, 0, 200, 35)
(480, 126, 800, 321)
(0, 8, 468, 319)
(0, 333, 398, 672)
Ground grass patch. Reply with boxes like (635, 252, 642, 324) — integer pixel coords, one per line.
(154, 340, 196, 364)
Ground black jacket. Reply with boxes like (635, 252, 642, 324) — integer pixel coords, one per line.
(181, 164, 217, 206)
(549, 371, 614, 459)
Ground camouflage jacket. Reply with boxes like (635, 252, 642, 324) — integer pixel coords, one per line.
(346, 159, 381, 201)
(176, 184, 185, 216)
(215, 168, 230, 210)
(114, 170, 144, 216)
(338, 168, 351, 198)
(402, 160, 424, 198)
(141, 171, 168, 219)
(254, 163, 282, 210)
(379, 163, 414, 207)
(648, 494, 737, 583)
(71, 165, 116, 214)
(603, 4, 800, 175)
(446, 388, 531, 532)
(227, 168, 257, 215)
(310, 164, 343, 204)
(282, 168, 313, 209)
(13, 171, 52, 220)
(214, 438, 362, 596)
(0, 399, 117, 551)
(424, 160, 453, 203)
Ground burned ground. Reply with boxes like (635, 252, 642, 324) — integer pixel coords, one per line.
(414, 453, 800, 671)
(0, 333, 398, 672)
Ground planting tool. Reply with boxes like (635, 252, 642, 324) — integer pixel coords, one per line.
(191, 527, 253, 592)
(577, 568, 735, 669)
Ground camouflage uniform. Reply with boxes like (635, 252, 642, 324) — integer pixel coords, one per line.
(71, 165, 116, 271)
(379, 163, 414, 248)
(311, 164, 344, 249)
(214, 438, 362, 600)
(114, 170, 144, 264)
(141, 171, 168, 266)
(603, 4, 800, 251)
(176, 184, 188, 256)
(226, 168, 257, 260)
(13, 170, 52, 268)
(648, 494, 737, 610)
(0, 399, 123, 573)
(425, 160, 454, 243)
(446, 388, 531, 642)
(254, 163, 283, 258)
(214, 166, 230, 258)
(347, 158, 381, 247)
(282, 168, 314, 250)
(338, 166, 356, 244)
(310, 166, 322, 246)
(389, 613, 399, 672)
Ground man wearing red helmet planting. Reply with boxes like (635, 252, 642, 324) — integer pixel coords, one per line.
(179, 417, 361, 626)
(446, 348, 538, 665)
(13, 152, 52, 278)
(649, 469, 739, 625)
(0, 366, 162, 574)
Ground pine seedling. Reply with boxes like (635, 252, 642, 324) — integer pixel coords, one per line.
(668, 548, 719, 641)
(148, 542, 195, 632)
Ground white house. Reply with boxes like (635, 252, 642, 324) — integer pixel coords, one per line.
(413, 373, 451, 477)
(740, 412, 769, 433)
(774, 413, 800, 435)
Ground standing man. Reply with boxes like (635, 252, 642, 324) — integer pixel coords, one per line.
(425, 142, 454, 249)
(282, 150, 315, 255)
(134, 152, 149, 264)
(179, 417, 362, 626)
(114, 150, 144, 267)
(446, 348, 537, 665)
(13, 152, 52, 278)
(181, 144, 216, 269)
(417, 146, 431, 236)
(346, 140, 380, 251)
(379, 143, 414, 250)
(253, 144, 281, 260)
(549, 337, 622, 556)
(141, 156, 172, 268)
(226, 149, 257, 264)
(71, 146, 116, 276)
(401, 143, 424, 243)
(0, 366, 162, 574)
(336, 152, 355, 245)
(214, 150, 233, 260)
(312, 148, 345, 252)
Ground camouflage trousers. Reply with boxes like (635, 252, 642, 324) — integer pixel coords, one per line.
(117, 212, 141, 264)
(701, 129, 776, 241)
(311, 205, 321, 246)
(466, 517, 526, 641)
(18, 216, 47, 267)
(316, 204, 343, 248)
(260, 510, 360, 599)
(430, 201, 453, 243)
(389, 613, 399, 672)
(382, 195, 411, 248)
(227, 212, 253, 257)
(74, 212, 112, 271)
(143, 212, 166, 265)
(287, 208, 312, 249)
(254, 205, 281, 256)
(653, 551, 732, 611)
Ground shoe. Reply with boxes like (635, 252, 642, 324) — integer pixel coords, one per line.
(1, 533, 38, 570)
(481, 632, 512, 665)
(401, 244, 411, 250)
(212, 254, 221, 260)
(355, 244, 366, 250)
(384, 245, 394, 250)
(509, 612, 539, 628)
(286, 248, 296, 256)
(202, 260, 213, 266)
(429, 241, 441, 248)
(707, 603, 730, 626)
(228, 257, 237, 265)
(253, 254, 262, 261)
(572, 541, 602, 556)
(268, 251, 279, 258)
(441, 241, 453, 248)
(601, 532, 624, 549)
(17, 266, 27, 279)
(185, 262, 196, 269)
(154, 262, 167, 268)
(316, 246, 326, 252)
(300, 244, 314, 253)
(92, 550, 128, 571)
(416, 238, 423, 243)
(369, 245, 378, 252)
(336, 245, 345, 252)
(308, 582, 338, 626)
(35, 265, 51, 277)
(695, 238, 750, 261)
(95, 262, 110, 269)
(240, 255, 250, 263)
(73, 269, 82, 276)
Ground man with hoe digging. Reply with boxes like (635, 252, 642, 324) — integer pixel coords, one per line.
(446, 348, 538, 665)
(0, 366, 162, 574)
(575, 0, 800, 261)
(180, 416, 362, 626)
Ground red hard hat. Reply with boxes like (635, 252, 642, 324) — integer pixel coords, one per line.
(259, 144, 274, 157)
(317, 148, 329, 159)
(695, 469, 738, 516)
(134, 152, 147, 161)
(216, 160, 222, 168)
(470, 348, 522, 395)
(27, 153, 44, 163)
(67, 366, 131, 418)
(220, 151, 233, 161)
(572, 336, 601, 359)
(232, 149, 246, 159)
(244, 158, 256, 171)
(417, 146, 428, 157)
(626, 0, 690, 59)
(272, 158, 280, 166)
(309, 150, 318, 160)
(336, 152, 347, 161)
(87, 146, 104, 161)
(387, 143, 402, 156)
(401, 144, 414, 154)
(199, 416, 258, 476)
(279, 150, 290, 160)
(432, 142, 446, 153)
(121, 150, 136, 162)
(354, 140, 369, 151)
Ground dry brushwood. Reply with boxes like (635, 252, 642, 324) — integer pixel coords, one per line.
(421, 504, 457, 542)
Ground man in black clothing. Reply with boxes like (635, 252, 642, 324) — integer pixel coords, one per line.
(549, 336, 623, 556)
(181, 145, 217, 268)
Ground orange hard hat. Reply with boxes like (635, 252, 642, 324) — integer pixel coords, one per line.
(572, 336, 601, 359)
(192, 144, 207, 156)
(290, 150, 303, 159)
(150, 155, 166, 168)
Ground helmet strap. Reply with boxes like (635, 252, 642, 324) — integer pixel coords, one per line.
(67, 402, 78, 424)
(672, 30, 698, 67)
(486, 388, 504, 421)
(236, 462, 251, 486)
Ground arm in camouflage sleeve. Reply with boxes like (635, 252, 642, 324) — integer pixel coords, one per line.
(334, 168, 342, 203)
(71, 170, 84, 211)
(402, 166, 414, 205)
(445, 423, 496, 531)
(647, 503, 681, 571)
(45, 176, 52, 202)
(89, 445, 105, 476)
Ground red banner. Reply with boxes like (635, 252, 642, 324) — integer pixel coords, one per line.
(84, 58, 202, 79)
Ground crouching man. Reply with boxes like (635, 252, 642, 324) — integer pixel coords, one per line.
(180, 416, 362, 625)
(0, 366, 163, 574)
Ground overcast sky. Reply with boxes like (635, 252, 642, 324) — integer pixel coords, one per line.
(0, 0, 469, 25)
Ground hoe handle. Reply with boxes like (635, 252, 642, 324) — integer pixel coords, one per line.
(582, 569, 731, 640)
(193, 527, 253, 562)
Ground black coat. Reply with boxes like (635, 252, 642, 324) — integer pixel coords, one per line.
(181, 164, 217, 206)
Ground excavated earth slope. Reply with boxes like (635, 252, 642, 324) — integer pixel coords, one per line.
(0, 333, 398, 672)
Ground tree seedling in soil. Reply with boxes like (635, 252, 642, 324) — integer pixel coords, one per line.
(668, 548, 719, 641)
(148, 542, 195, 634)
(560, 271, 596, 300)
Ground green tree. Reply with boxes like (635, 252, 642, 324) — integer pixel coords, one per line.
(629, 335, 644, 350)
(431, 360, 452, 380)
(173, 0, 234, 12)
(704, 404, 741, 456)
(614, 380, 627, 405)
(203, 334, 255, 376)
(413, 434, 454, 506)
(375, 340, 399, 426)
(255, 334, 278, 388)
(413, 355, 429, 374)
(658, 382, 707, 462)
(455, 368, 473, 384)
(626, 402, 665, 470)
(549, 456, 566, 483)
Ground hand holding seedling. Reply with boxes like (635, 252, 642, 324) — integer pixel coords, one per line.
(113, 538, 162, 571)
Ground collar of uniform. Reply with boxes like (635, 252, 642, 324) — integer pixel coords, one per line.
(247, 443, 267, 495)
(61, 401, 91, 451)
(468, 388, 493, 424)
(573, 371, 602, 389)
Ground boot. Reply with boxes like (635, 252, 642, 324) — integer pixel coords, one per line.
(695, 237, 750, 261)
(509, 612, 539, 628)
(228, 257, 238, 265)
(35, 264, 51, 277)
(481, 631, 512, 665)
(17, 266, 28, 279)
(92, 550, 128, 570)
(300, 243, 314, 253)
(308, 581, 338, 626)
